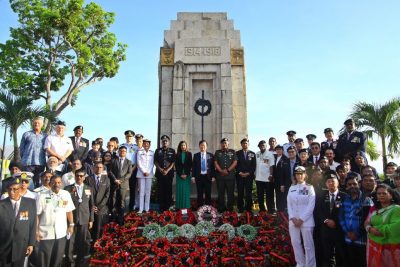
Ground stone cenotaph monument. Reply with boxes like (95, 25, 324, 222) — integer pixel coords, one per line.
(158, 12, 248, 152)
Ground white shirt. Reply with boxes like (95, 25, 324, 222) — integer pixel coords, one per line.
(136, 149, 155, 179)
(1, 189, 38, 202)
(287, 182, 316, 227)
(44, 135, 73, 158)
(329, 161, 340, 171)
(10, 198, 22, 217)
(200, 152, 208, 175)
(255, 150, 275, 182)
(62, 172, 75, 187)
(37, 189, 75, 240)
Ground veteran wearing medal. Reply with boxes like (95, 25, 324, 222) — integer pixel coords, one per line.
(287, 166, 316, 267)
(69, 125, 89, 163)
(336, 119, 367, 163)
(36, 175, 75, 267)
(314, 170, 347, 267)
(214, 138, 237, 212)
(64, 169, 94, 266)
(154, 135, 176, 212)
(0, 177, 37, 267)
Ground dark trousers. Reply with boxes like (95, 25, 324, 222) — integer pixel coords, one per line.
(129, 168, 138, 211)
(256, 181, 276, 213)
(216, 176, 235, 212)
(0, 254, 25, 267)
(321, 227, 346, 267)
(157, 174, 173, 211)
(109, 185, 128, 223)
(345, 243, 366, 267)
(196, 174, 212, 206)
(274, 183, 288, 212)
(91, 213, 108, 241)
(23, 165, 45, 188)
(38, 237, 66, 267)
(66, 224, 90, 266)
(236, 176, 254, 212)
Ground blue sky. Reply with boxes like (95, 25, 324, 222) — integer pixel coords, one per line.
(1, 0, 399, 171)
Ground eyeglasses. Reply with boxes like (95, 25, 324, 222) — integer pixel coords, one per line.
(8, 187, 20, 192)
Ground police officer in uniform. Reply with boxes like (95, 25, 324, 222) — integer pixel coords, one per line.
(321, 128, 338, 160)
(287, 166, 316, 267)
(154, 135, 176, 211)
(306, 134, 317, 154)
(214, 138, 237, 212)
(235, 138, 256, 213)
(283, 130, 296, 157)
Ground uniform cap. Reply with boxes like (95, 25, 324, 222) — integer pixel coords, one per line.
(4, 177, 22, 188)
(73, 125, 83, 131)
(286, 130, 296, 136)
(386, 162, 397, 167)
(325, 170, 339, 181)
(294, 166, 306, 173)
(143, 138, 151, 143)
(344, 119, 354, 125)
(275, 144, 283, 150)
(160, 135, 170, 141)
(13, 171, 34, 180)
(298, 148, 308, 154)
(220, 138, 229, 143)
(8, 161, 23, 172)
(135, 133, 143, 139)
(306, 134, 316, 140)
(56, 120, 66, 126)
(324, 128, 333, 133)
(124, 130, 135, 137)
(286, 145, 296, 152)
(294, 138, 304, 143)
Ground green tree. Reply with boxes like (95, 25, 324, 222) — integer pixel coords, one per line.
(0, 91, 50, 161)
(349, 97, 400, 171)
(0, 0, 127, 131)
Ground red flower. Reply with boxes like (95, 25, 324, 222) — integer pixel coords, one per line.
(142, 211, 159, 225)
(231, 236, 250, 254)
(158, 211, 176, 226)
(110, 251, 132, 267)
(238, 211, 253, 226)
(153, 251, 172, 267)
(222, 211, 239, 226)
(151, 237, 171, 254)
(175, 209, 196, 226)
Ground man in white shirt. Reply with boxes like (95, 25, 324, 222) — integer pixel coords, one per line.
(255, 140, 275, 213)
(37, 175, 75, 267)
(325, 148, 340, 171)
(44, 120, 73, 164)
(136, 139, 155, 213)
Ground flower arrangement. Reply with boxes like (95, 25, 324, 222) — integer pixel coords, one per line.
(153, 251, 173, 267)
(252, 235, 272, 254)
(187, 251, 207, 267)
(231, 236, 251, 254)
(255, 211, 274, 228)
(193, 236, 212, 251)
(244, 250, 266, 267)
(130, 237, 151, 254)
(175, 208, 196, 226)
(124, 211, 143, 226)
(158, 210, 175, 225)
(238, 211, 253, 226)
(180, 223, 196, 240)
(197, 205, 219, 225)
(173, 251, 191, 267)
(142, 210, 159, 225)
(161, 224, 181, 241)
(89, 252, 110, 266)
(171, 236, 190, 254)
(222, 211, 239, 226)
(142, 223, 162, 241)
(218, 223, 236, 240)
(110, 251, 132, 267)
(195, 221, 215, 236)
(237, 224, 257, 241)
(211, 235, 229, 255)
(151, 237, 171, 254)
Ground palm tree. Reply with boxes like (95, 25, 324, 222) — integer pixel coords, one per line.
(0, 91, 50, 162)
(349, 97, 400, 171)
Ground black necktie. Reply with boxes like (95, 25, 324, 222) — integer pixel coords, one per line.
(330, 193, 335, 212)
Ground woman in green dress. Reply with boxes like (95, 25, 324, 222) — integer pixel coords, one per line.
(365, 184, 400, 267)
(175, 141, 192, 209)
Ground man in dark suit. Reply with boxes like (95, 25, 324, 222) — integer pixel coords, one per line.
(192, 140, 215, 206)
(336, 119, 366, 163)
(0, 177, 37, 267)
(314, 170, 347, 267)
(109, 146, 133, 223)
(307, 142, 322, 166)
(235, 138, 256, 212)
(64, 169, 94, 267)
(273, 145, 292, 212)
(86, 162, 110, 241)
(69, 125, 89, 163)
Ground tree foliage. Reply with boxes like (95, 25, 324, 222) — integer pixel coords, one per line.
(349, 97, 400, 170)
(0, 91, 51, 161)
(0, 0, 127, 130)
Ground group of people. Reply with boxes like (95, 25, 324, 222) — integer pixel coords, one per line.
(0, 116, 399, 267)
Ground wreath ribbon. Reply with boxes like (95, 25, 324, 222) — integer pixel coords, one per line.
(270, 252, 290, 263)
(133, 255, 149, 267)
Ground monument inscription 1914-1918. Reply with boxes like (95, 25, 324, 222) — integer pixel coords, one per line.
(158, 12, 248, 153)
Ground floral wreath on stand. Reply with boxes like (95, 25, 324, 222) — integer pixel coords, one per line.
(180, 223, 196, 240)
(176, 209, 196, 226)
(151, 237, 171, 254)
(153, 251, 173, 267)
(222, 211, 239, 226)
(197, 205, 219, 226)
(252, 235, 272, 254)
(231, 236, 251, 254)
(142, 211, 159, 225)
(218, 223, 236, 240)
(237, 224, 257, 241)
(158, 210, 176, 225)
(195, 221, 216, 236)
(193, 236, 212, 251)
(161, 224, 181, 241)
(142, 223, 162, 241)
